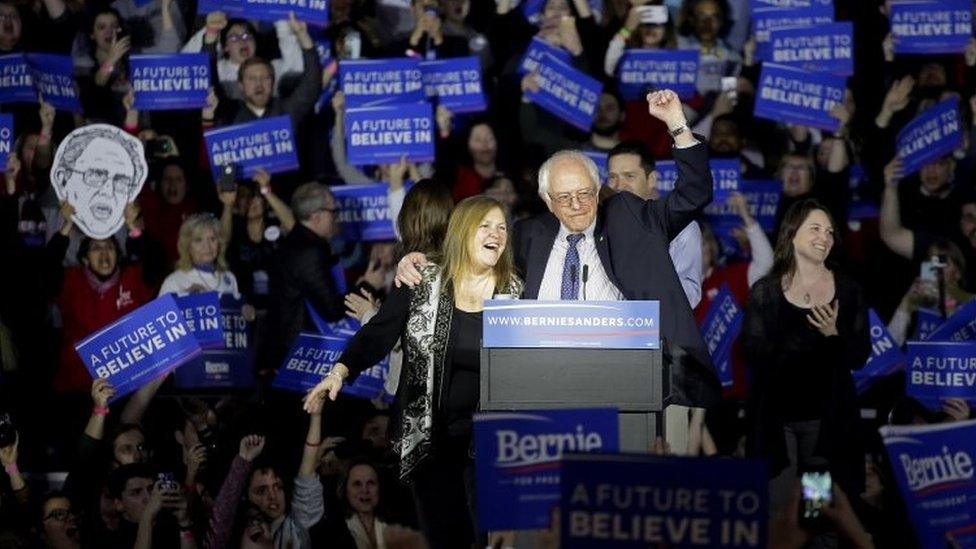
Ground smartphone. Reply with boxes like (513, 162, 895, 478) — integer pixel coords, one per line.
(0, 412, 15, 448)
(147, 138, 172, 157)
(721, 76, 738, 103)
(636, 5, 668, 24)
(157, 472, 180, 492)
(799, 468, 832, 526)
(217, 164, 238, 194)
(344, 31, 362, 60)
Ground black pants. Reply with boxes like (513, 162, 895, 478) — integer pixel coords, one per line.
(411, 433, 477, 549)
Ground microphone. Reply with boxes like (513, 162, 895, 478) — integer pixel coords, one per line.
(582, 264, 589, 301)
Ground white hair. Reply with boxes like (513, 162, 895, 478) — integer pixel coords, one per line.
(537, 150, 601, 206)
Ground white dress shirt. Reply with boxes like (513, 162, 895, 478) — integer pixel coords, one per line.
(670, 221, 703, 308)
(538, 220, 624, 301)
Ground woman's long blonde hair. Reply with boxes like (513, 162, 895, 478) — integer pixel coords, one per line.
(437, 196, 515, 294)
(175, 213, 229, 272)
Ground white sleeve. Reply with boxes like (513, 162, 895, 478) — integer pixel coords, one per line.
(158, 272, 182, 296)
(272, 20, 305, 76)
(387, 186, 406, 242)
(330, 128, 373, 184)
(181, 25, 206, 53)
(887, 309, 911, 347)
(669, 222, 703, 309)
(745, 223, 774, 287)
(603, 36, 626, 78)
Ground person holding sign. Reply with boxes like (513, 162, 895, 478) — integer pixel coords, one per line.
(741, 199, 870, 511)
(207, 13, 321, 128)
(304, 196, 521, 548)
(159, 213, 256, 320)
(676, 0, 740, 94)
(183, 12, 306, 100)
(48, 201, 156, 394)
(603, 3, 677, 77)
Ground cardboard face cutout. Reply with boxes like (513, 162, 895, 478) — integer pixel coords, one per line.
(51, 124, 148, 239)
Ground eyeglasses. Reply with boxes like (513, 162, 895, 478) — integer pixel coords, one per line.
(226, 32, 252, 43)
(43, 509, 74, 522)
(549, 188, 596, 206)
(67, 167, 135, 194)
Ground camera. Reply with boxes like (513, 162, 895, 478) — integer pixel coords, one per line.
(217, 164, 238, 194)
(0, 412, 15, 448)
(636, 5, 668, 24)
(147, 137, 173, 157)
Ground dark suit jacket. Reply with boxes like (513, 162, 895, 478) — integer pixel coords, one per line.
(512, 141, 721, 407)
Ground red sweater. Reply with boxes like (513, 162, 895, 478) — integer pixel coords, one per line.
(54, 265, 154, 393)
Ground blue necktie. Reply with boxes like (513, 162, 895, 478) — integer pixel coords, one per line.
(561, 233, 584, 300)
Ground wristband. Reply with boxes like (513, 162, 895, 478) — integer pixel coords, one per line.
(4, 463, 20, 476)
(305, 440, 322, 447)
(259, 185, 270, 196)
(326, 370, 345, 381)
(617, 27, 631, 39)
(39, 130, 52, 142)
(99, 62, 114, 76)
(93, 405, 110, 416)
(128, 227, 142, 239)
(668, 125, 688, 138)
(180, 529, 195, 540)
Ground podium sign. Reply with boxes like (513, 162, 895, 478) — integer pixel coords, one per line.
(483, 300, 660, 349)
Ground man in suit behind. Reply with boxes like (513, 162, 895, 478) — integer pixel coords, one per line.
(397, 90, 720, 408)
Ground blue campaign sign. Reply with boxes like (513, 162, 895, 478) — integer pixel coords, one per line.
(584, 150, 608, 184)
(273, 332, 346, 393)
(616, 49, 699, 101)
(330, 182, 396, 241)
(340, 58, 424, 108)
(769, 22, 853, 75)
(273, 331, 389, 399)
(890, 0, 972, 55)
(854, 309, 907, 394)
(129, 54, 210, 110)
(521, 0, 545, 23)
(754, 63, 846, 131)
(703, 179, 781, 232)
(175, 292, 224, 349)
(907, 341, 976, 408)
(752, 5, 835, 61)
(204, 115, 299, 179)
(243, 0, 328, 26)
(483, 300, 660, 349)
(916, 308, 944, 341)
(657, 159, 741, 202)
(197, 0, 244, 15)
(927, 299, 976, 342)
(420, 57, 486, 113)
(25, 54, 80, 112)
(0, 114, 11, 171)
(518, 36, 573, 75)
(344, 103, 435, 166)
(174, 295, 255, 389)
(896, 98, 963, 176)
(560, 453, 768, 548)
(525, 53, 603, 132)
(750, 0, 833, 10)
(474, 408, 619, 530)
(880, 420, 976, 549)
(700, 285, 742, 388)
(75, 294, 202, 402)
(0, 54, 34, 103)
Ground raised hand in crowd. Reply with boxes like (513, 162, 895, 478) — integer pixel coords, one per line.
(876, 76, 915, 129)
(239, 434, 266, 462)
(520, 72, 541, 94)
(288, 11, 314, 49)
(435, 105, 452, 139)
(882, 33, 895, 63)
(96, 32, 131, 86)
(58, 200, 75, 236)
(557, 15, 583, 55)
(965, 37, 976, 67)
(202, 87, 219, 122)
(646, 90, 694, 147)
(136, 481, 195, 549)
(743, 34, 757, 66)
(0, 432, 25, 493)
(4, 153, 20, 194)
(410, 0, 444, 47)
(345, 287, 379, 323)
(941, 398, 971, 422)
(388, 156, 420, 192)
(125, 202, 144, 234)
(768, 483, 875, 549)
(83, 378, 115, 441)
(203, 11, 228, 45)
(123, 88, 139, 129)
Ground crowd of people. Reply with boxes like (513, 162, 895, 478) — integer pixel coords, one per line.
(1, 0, 976, 546)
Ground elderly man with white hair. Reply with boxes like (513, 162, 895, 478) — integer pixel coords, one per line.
(398, 90, 720, 410)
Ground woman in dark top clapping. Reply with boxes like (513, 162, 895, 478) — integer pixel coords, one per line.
(741, 199, 870, 511)
(303, 196, 521, 548)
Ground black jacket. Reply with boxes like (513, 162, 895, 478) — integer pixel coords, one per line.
(217, 46, 322, 128)
(511, 140, 721, 408)
(270, 224, 346, 356)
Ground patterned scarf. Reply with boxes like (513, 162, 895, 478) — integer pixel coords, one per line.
(395, 265, 522, 482)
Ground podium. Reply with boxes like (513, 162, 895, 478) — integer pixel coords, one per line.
(479, 300, 670, 452)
